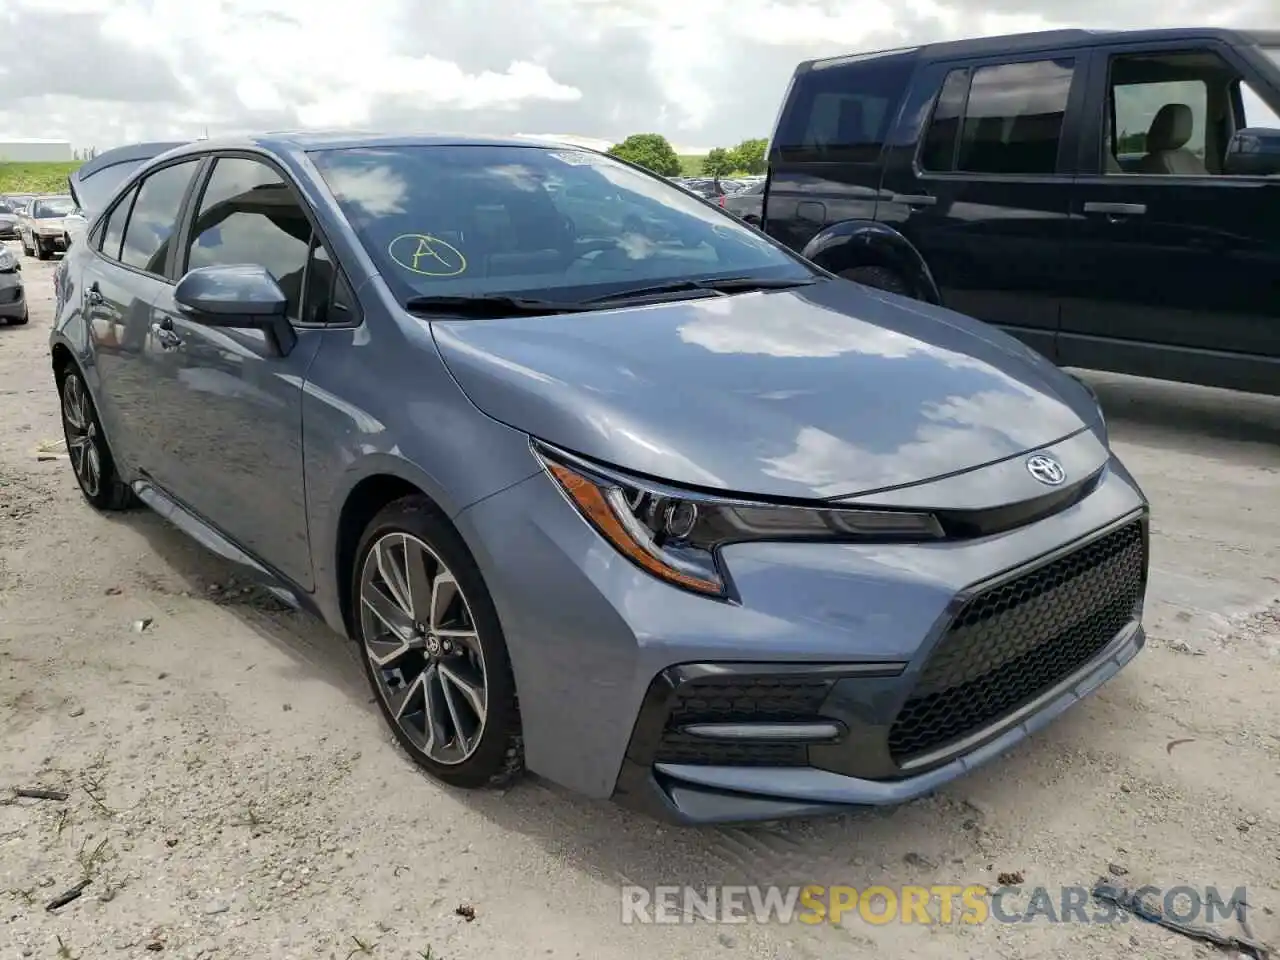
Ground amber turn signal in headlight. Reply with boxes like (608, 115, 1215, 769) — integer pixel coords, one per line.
(534, 441, 945, 599)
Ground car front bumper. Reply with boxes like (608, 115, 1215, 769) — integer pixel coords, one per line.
(455, 428, 1149, 824)
(0, 268, 25, 318)
(33, 230, 69, 251)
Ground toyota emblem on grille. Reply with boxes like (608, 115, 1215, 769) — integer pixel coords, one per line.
(1026, 454, 1066, 486)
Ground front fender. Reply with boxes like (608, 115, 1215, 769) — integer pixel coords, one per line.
(801, 220, 942, 305)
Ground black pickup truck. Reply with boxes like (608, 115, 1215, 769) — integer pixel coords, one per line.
(761, 27, 1280, 396)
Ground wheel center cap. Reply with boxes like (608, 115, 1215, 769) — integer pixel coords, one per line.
(425, 634, 442, 656)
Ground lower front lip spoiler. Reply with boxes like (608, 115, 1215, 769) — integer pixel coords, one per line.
(645, 619, 1144, 824)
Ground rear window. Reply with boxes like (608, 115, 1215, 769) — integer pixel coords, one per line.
(73, 160, 151, 218)
(772, 54, 916, 164)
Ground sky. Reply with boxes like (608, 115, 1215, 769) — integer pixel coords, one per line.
(0, 0, 1276, 154)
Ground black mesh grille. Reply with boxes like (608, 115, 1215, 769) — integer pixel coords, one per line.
(653, 676, 834, 767)
(888, 520, 1146, 763)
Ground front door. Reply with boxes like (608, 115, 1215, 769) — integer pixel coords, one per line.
(879, 53, 1090, 361)
(1059, 40, 1280, 393)
(144, 154, 325, 590)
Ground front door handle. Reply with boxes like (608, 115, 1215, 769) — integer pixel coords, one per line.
(151, 319, 183, 349)
(1083, 201, 1146, 216)
(891, 194, 938, 206)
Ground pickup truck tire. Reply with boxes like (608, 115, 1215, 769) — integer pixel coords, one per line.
(840, 265, 911, 296)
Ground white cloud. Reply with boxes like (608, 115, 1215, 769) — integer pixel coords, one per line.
(0, 0, 1274, 152)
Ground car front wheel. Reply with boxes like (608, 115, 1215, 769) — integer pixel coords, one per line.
(352, 496, 524, 789)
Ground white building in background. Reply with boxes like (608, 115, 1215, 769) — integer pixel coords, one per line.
(0, 138, 74, 162)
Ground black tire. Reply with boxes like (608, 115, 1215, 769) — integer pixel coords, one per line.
(840, 264, 912, 297)
(57, 364, 136, 511)
(352, 495, 524, 789)
(35, 238, 51, 261)
(20, 234, 31, 257)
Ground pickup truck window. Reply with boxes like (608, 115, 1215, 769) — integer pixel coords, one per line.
(773, 56, 915, 164)
(954, 59, 1075, 175)
(1103, 49, 1278, 176)
(919, 68, 971, 171)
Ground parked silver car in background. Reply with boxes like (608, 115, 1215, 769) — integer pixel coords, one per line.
(18, 194, 77, 260)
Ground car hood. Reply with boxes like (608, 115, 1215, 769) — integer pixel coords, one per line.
(429, 280, 1101, 500)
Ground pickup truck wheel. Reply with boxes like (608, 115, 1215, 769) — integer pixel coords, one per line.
(840, 265, 911, 297)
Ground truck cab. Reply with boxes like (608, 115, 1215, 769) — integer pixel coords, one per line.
(762, 27, 1280, 396)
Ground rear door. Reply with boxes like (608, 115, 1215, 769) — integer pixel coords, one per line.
(878, 51, 1089, 361)
(80, 162, 203, 476)
(1059, 39, 1280, 392)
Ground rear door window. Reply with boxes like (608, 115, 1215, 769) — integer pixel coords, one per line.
(773, 54, 916, 163)
(100, 186, 138, 261)
(120, 160, 202, 275)
(919, 58, 1076, 175)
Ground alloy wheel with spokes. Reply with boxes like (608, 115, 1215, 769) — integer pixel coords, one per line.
(359, 527, 502, 771)
(56, 366, 135, 511)
(353, 499, 523, 788)
(62, 372, 102, 498)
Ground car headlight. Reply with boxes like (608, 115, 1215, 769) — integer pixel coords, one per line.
(533, 441, 944, 598)
(0, 248, 17, 272)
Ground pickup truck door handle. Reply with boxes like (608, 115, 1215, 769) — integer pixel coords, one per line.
(891, 194, 937, 206)
(1083, 201, 1146, 216)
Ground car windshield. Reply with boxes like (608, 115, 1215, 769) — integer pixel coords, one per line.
(309, 144, 812, 304)
(35, 197, 74, 218)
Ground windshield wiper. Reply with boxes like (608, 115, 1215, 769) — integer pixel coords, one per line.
(403, 294, 594, 317)
(581, 275, 819, 305)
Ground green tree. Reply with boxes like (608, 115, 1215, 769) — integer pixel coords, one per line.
(728, 138, 768, 174)
(701, 147, 733, 177)
(607, 133, 682, 177)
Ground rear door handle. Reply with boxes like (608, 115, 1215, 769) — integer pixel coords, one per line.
(1083, 201, 1146, 216)
(891, 194, 937, 206)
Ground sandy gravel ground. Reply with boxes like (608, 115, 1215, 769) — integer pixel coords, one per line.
(1, 243, 1278, 960)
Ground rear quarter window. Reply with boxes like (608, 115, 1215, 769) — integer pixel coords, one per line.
(772, 54, 917, 164)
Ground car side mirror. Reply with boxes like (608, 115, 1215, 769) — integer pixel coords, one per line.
(1223, 126, 1280, 177)
(173, 264, 296, 355)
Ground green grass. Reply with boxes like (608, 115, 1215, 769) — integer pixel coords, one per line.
(0, 161, 81, 195)
(675, 155, 757, 178)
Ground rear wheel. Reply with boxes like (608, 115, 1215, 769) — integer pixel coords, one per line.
(58, 365, 135, 510)
(352, 496, 524, 789)
(840, 264, 912, 297)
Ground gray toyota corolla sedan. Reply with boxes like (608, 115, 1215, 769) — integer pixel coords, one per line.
(49, 134, 1150, 824)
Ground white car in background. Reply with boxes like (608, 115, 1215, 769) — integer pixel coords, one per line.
(18, 195, 77, 259)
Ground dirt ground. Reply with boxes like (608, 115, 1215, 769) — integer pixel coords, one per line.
(1, 243, 1278, 960)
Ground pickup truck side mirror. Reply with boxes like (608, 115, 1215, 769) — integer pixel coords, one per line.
(1223, 126, 1280, 177)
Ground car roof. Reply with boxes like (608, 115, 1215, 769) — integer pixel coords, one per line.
(801, 26, 1280, 71)
(155, 131, 596, 160)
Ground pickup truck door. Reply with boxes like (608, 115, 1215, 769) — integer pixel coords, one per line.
(878, 53, 1090, 362)
(1060, 39, 1280, 394)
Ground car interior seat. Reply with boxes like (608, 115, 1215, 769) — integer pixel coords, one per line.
(1138, 103, 1208, 175)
